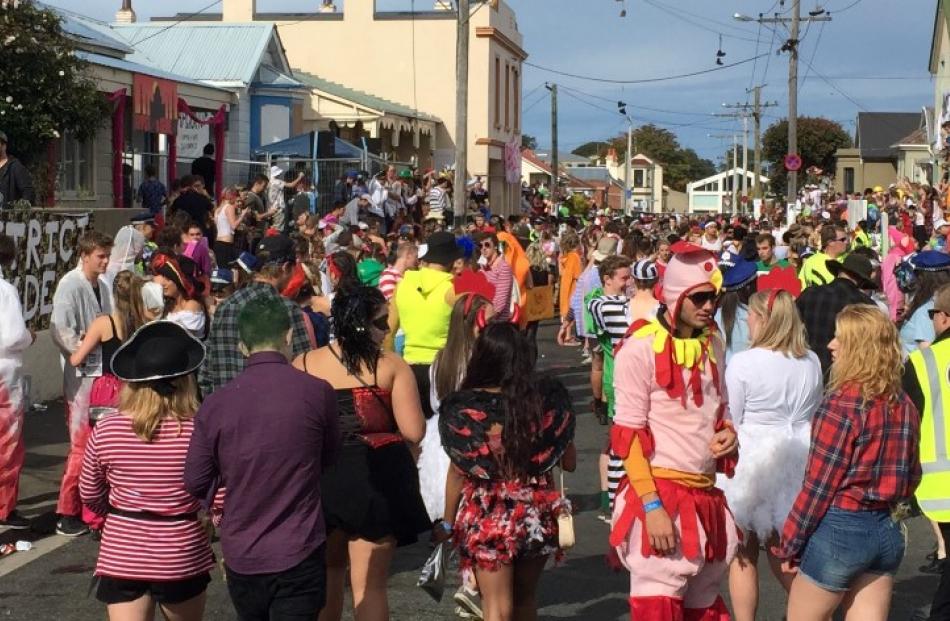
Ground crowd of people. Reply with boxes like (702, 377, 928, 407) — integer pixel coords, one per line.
(0, 168, 948, 621)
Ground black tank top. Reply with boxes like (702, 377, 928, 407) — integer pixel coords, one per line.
(100, 316, 122, 376)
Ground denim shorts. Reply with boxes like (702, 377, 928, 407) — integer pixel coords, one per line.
(799, 507, 905, 592)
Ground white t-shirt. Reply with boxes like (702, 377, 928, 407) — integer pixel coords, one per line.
(724, 348, 823, 429)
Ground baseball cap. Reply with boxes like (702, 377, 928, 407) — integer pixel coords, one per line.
(256, 234, 296, 265)
(211, 267, 233, 289)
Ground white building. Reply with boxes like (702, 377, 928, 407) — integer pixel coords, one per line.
(687, 168, 769, 214)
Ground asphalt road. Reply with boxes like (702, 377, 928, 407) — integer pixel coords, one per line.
(0, 323, 941, 620)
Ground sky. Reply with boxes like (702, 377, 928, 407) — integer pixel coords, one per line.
(47, 0, 936, 164)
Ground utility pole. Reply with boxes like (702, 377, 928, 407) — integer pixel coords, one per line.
(735, 4, 831, 207)
(709, 132, 741, 213)
(787, 0, 800, 207)
(453, 0, 469, 227)
(721, 90, 778, 203)
(625, 123, 633, 215)
(547, 83, 558, 198)
(741, 114, 749, 201)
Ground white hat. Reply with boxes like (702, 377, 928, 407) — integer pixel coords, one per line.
(317, 219, 328, 230)
(358, 221, 369, 230)
(269, 165, 284, 178)
(936, 218, 950, 230)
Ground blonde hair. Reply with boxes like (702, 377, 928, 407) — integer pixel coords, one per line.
(828, 304, 903, 400)
(748, 290, 809, 358)
(525, 243, 547, 271)
(119, 375, 199, 442)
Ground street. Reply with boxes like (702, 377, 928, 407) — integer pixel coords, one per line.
(0, 323, 940, 620)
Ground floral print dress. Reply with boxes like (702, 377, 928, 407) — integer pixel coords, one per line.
(438, 377, 575, 571)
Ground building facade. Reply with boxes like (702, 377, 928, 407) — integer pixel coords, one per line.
(183, 0, 527, 214)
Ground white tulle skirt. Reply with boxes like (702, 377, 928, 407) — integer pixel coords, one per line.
(417, 414, 450, 521)
(717, 423, 810, 540)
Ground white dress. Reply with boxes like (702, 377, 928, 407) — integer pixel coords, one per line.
(718, 347, 823, 539)
(165, 309, 206, 339)
(417, 362, 454, 521)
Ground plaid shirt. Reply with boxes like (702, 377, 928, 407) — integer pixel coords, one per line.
(779, 383, 921, 561)
(796, 278, 871, 376)
(198, 282, 313, 397)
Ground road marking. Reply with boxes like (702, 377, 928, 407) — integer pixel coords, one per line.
(0, 533, 74, 578)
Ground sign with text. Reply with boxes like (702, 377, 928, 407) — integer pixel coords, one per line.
(177, 112, 213, 159)
(2, 210, 93, 331)
(133, 73, 178, 135)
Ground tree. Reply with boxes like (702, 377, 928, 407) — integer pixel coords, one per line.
(762, 117, 852, 196)
(521, 134, 538, 150)
(571, 141, 608, 158)
(0, 2, 107, 162)
(719, 147, 756, 172)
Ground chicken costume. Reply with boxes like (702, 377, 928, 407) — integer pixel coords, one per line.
(610, 243, 738, 620)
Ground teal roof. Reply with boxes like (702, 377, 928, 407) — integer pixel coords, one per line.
(109, 23, 282, 86)
(293, 70, 440, 122)
(49, 5, 134, 56)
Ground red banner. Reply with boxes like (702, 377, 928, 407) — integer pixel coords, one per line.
(133, 74, 178, 135)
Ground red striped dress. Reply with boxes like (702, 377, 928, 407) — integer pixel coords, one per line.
(79, 414, 215, 581)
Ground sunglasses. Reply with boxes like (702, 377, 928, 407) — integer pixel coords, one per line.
(834, 237, 849, 243)
(686, 290, 720, 308)
(928, 309, 947, 320)
(372, 315, 390, 331)
(480, 241, 494, 249)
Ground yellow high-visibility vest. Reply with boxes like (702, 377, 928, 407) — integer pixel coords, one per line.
(908, 341, 950, 522)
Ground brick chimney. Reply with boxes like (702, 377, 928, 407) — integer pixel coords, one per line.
(115, 0, 136, 23)
(222, 0, 255, 22)
(606, 148, 618, 167)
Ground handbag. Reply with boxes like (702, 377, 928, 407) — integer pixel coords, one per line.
(556, 469, 575, 550)
(417, 541, 450, 602)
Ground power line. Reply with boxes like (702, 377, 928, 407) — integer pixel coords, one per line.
(800, 18, 825, 87)
(831, 0, 864, 13)
(557, 84, 716, 117)
(127, 0, 223, 45)
(642, 0, 761, 39)
(557, 88, 734, 132)
(522, 90, 549, 114)
(524, 52, 768, 85)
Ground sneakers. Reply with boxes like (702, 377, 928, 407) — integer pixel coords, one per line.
(55, 516, 89, 537)
(454, 585, 483, 619)
(0, 511, 30, 530)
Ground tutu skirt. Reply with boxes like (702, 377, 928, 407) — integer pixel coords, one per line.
(717, 424, 810, 540)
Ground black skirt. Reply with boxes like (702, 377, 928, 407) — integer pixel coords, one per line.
(321, 441, 432, 547)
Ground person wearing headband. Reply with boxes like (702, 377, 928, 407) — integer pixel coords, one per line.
(719, 289, 823, 621)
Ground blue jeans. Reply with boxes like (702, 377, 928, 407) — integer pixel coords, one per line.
(799, 507, 905, 592)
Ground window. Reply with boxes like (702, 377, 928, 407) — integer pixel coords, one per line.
(504, 62, 511, 130)
(494, 57, 501, 129)
(60, 133, 95, 198)
(633, 169, 645, 188)
(512, 68, 520, 131)
(843, 167, 855, 195)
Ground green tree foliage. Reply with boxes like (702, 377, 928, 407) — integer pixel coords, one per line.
(0, 2, 108, 161)
(762, 117, 852, 196)
(571, 125, 714, 191)
(521, 134, 538, 150)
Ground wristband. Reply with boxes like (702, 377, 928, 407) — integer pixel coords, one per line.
(643, 499, 663, 513)
(440, 520, 454, 533)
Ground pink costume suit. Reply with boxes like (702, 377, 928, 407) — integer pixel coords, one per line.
(0, 272, 33, 520)
(609, 243, 739, 621)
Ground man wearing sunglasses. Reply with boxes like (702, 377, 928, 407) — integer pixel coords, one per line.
(799, 224, 849, 290)
(609, 242, 739, 620)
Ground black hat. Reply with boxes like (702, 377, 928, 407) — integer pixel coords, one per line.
(256, 234, 296, 266)
(111, 321, 205, 384)
(131, 213, 155, 225)
(827, 254, 876, 288)
(418, 231, 463, 266)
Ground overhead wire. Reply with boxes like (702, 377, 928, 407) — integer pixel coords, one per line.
(556, 84, 716, 118)
(831, 0, 864, 13)
(800, 18, 826, 87)
(557, 87, 734, 132)
(127, 0, 223, 45)
(524, 52, 768, 85)
(641, 0, 760, 43)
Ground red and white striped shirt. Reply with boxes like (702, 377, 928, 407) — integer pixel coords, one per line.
(80, 414, 215, 581)
(378, 266, 403, 301)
